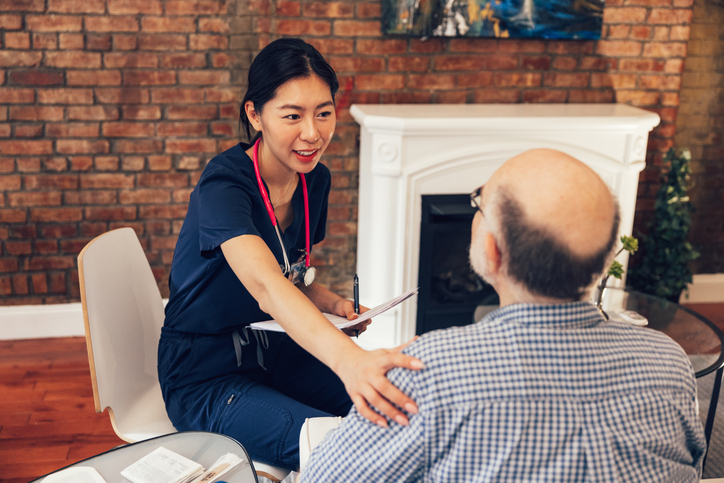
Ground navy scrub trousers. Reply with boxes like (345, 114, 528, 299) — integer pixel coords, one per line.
(158, 326, 352, 470)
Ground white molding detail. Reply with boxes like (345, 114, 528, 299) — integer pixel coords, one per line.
(680, 274, 724, 304)
(0, 299, 169, 340)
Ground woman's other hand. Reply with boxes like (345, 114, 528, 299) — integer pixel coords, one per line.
(335, 338, 423, 428)
(332, 299, 371, 337)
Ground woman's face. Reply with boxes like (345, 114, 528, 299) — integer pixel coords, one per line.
(246, 74, 336, 175)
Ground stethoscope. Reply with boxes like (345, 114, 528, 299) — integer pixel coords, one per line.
(251, 138, 316, 286)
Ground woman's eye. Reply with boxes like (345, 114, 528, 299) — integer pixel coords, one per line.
(318, 111, 332, 118)
(284, 114, 300, 120)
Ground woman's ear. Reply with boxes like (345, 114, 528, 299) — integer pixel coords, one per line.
(244, 101, 262, 132)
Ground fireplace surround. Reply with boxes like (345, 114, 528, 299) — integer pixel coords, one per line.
(352, 103, 660, 350)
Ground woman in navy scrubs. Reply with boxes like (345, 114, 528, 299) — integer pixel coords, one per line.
(158, 38, 422, 470)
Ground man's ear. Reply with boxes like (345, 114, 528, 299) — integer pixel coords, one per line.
(244, 101, 262, 132)
(484, 232, 502, 275)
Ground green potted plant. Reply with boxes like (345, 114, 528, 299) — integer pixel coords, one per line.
(595, 235, 638, 318)
(627, 147, 700, 303)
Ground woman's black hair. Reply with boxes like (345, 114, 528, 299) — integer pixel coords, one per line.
(239, 38, 339, 143)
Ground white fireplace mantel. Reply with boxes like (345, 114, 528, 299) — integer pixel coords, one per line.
(352, 103, 660, 350)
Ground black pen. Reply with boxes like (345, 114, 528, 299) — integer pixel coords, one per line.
(353, 273, 360, 315)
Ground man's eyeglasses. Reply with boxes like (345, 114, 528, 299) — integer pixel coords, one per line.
(470, 186, 483, 214)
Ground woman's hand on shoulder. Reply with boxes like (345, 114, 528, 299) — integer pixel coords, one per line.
(335, 338, 423, 428)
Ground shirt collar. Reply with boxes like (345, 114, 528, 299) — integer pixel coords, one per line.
(482, 301, 605, 330)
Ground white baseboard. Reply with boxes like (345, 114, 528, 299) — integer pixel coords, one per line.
(0, 274, 721, 340)
(680, 273, 724, 304)
(0, 303, 85, 340)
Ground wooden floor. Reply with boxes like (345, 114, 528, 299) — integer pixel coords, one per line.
(1, 303, 723, 482)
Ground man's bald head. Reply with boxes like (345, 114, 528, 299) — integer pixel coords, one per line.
(479, 149, 620, 301)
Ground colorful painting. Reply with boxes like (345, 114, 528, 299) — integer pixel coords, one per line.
(382, 0, 605, 40)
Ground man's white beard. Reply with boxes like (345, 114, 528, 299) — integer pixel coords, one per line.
(469, 228, 494, 285)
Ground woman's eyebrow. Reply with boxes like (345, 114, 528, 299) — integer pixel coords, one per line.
(276, 101, 334, 110)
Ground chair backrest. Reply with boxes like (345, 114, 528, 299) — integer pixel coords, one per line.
(78, 227, 176, 443)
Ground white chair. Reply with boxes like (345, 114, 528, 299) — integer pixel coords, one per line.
(78, 227, 290, 482)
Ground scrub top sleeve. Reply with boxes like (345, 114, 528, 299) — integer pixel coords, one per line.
(197, 165, 261, 257)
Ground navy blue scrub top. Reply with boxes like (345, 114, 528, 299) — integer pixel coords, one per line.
(164, 143, 331, 335)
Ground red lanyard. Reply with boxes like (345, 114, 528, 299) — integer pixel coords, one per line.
(251, 139, 311, 269)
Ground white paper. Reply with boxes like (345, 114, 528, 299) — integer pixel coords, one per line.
(42, 467, 107, 483)
(250, 288, 419, 332)
(189, 453, 244, 483)
(121, 447, 204, 483)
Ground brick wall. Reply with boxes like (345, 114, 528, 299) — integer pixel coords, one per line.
(0, 0, 698, 304)
(674, 0, 724, 274)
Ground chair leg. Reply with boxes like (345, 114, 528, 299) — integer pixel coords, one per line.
(703, 366, 723, 473)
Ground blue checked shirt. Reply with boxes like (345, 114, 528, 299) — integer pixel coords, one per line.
(302, 302, 706, 482)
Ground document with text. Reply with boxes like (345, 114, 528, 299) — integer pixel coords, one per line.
(250, 288, 419, 332)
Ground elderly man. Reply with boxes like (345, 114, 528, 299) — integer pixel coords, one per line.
(301, 149, 706, 482)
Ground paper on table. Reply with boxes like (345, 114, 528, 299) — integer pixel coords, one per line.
(42, 467, 107, 483)
(249, 288, 419, 332)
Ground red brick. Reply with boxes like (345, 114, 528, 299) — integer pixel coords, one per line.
(37, 88, 94, 104)
(13, 124, 41, 138)
(178, 70, 231, 85)
(0, 259, 20, 273)
(69, 156, 94, 170)
(547, 41, 594, 55)
(67, 106, 119, 121)
(381, 91, 433, 104)
(119, 189, 171, 204)
(32, 32, 58, 49)
(664, 58, 684, 74)
(604, 7, 647, 23)
(46, 122, 99, 137)
(94, 155, 119, 170)
(157, 122, 207, 136)
(141, 17, 196, 32)
(355, 39, 406, 54)
(40, 225, 77, 237)
(387, 56, 429, 72)
(79, 173, 133, 188)
(543, 72, 590, 87)
(653, 26, 669, 41)
(5, 32, 31, 49)
(205, 87, 238, 103)
(177, 156, 202, 169)
(152, 88, 204, 104)
(139, 205, 188, 219)
(43, 157, 68, 171)
(31, 273, 47, 293)
(166, 0, 225, 15)
(199, 18, 230, 33)
(17, 157, 41, 171)
(649, 8, 693, 24)
(85, 206, 137, 221)
(448, 38, 498, 53)
(579, 57, 615, 71)
(122, 106, 162, 120)
(642, 42, 687, 57)
(619, 58, 665, 72)
(607, 25, 631, 39)
(493, 72, 542, 87)
(48, 0, 104, 13)
(408, 74, 456, 90)
(455, 72, 494, 88)
(24, 174, 78, 189)
(30, 208, 83, 223)
(67, 70, 121, 86)
(108, 0, 162, 14)
(354, 74, 404, 91)
(277, 1, 301, 16)
(522, 90, 568, 103)
(86, 34, 112, 50)
(95, 88, 150, 104)
(615, 90, 661, 106)
(35, 240, 58, 254)
(521, 56, 552, 70)
(277, 19, 331, 36)
(26, 15, 82, 31)
(0, 140, 51, 155)
(357, 2, 380, 17)
(140, 34, 187, 51)
(115, 139, 163, 153)
(27, 255, 75, 269)
(113, 34, 138, 50)
(0, 209, 26, 223)
(160, 53, 207, 68)
(0, 14, 23, 29)
(8, 192, 61, 207)
(410, 38, 445, 53)
(591, 73, 637, 88)
(165, 139, 216, 153)
(305, 38, 354, 54)
(12, 274, 29, 294)
(56, 139, 110, 154)
(639, 74, 682, 90)
(0, 51, 42, 67)
(167, 105, 218, 120)
(670, 25, 690, 41)
(5, 241, 32, 255)
(596, 40, 642, 57)
(64, 190, 116, 204)
(305, 2, 354, 17)
(0, 87, 34, 103)
(123, 71, 177, 85)
(148, 155, 172, 170)
(210, 53, 232, 68)
(104, 53, 159, 68)
(85, 16, 139, 32)
(58, 33, 83, 50)
(552, 57, 578, 70)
